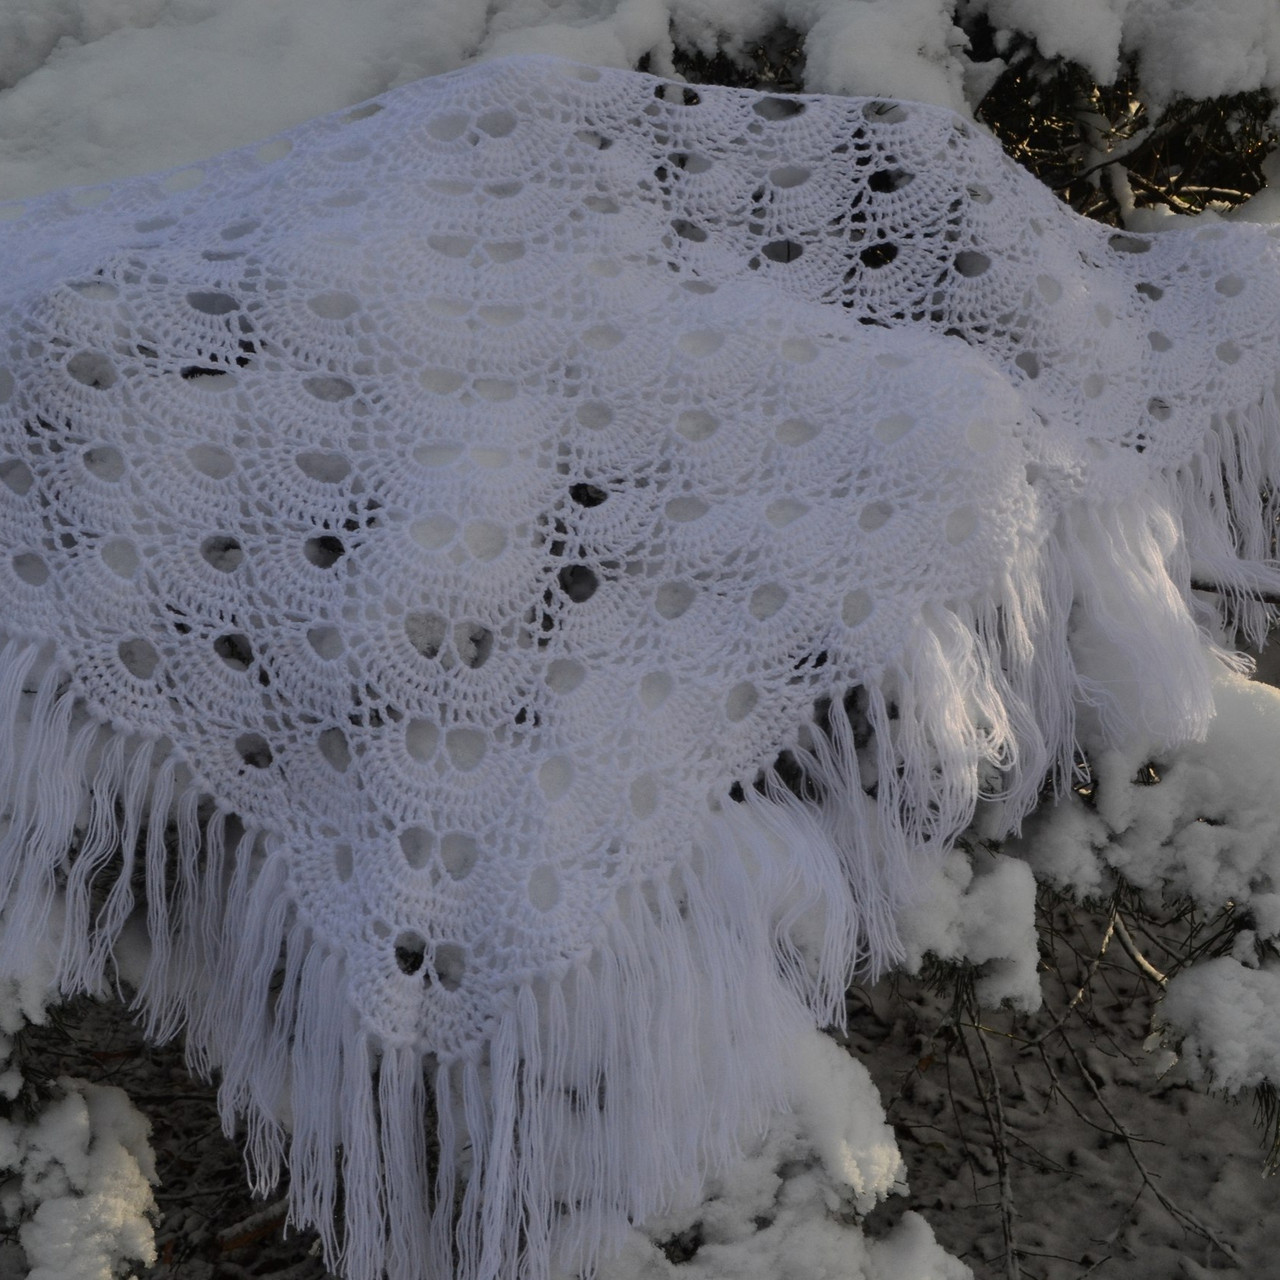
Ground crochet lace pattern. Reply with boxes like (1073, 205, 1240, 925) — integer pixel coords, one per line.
(0, 55, 1278, 1280)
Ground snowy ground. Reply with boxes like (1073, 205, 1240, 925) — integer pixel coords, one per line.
(11, 898, 1280, 1280)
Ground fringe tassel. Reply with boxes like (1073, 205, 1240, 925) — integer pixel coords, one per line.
(1178, 386, 1280, 647)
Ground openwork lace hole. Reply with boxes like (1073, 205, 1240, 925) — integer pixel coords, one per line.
(454, 623, 493, 668)
(762, 239, 803, 263)
(406, 612, 447, 660)
(860, 243, 898, 269)
(296, 450, 351, 483)
(749, 584, 788, 619)
(546, 659, 586, 692)
(201, 536, 243, 572)
(213, 632, 253, 670)
(0, 459, 31, 494)
(954, 250, 991, 278)
(186, 291, 239, 315)
(869, 168, 913, 193)
(842, 589, 874, 626)
(68, 281, 117, 301)
(726, 682, 758, 721)
(235, 733, 273, 769)
(220, 219, 259, 240)
(538, 757, 572, 799)
(67, 351, 116, 389)
(558, 565, 598, 602)
(405, 719, 439, 761)
(333, 844, 354, 883)
(307, 291, 360, 319)
(432, 943, 467, 991)
(477, 108, 517, 137)
(654, 84, 702, 107)
(576, 402, 612, 429)
(428, 111, 470, 141)
(775, 417, 817, 445)
(180, 365, 229, 383)
(672, 219, 707, 243)
(306, 626, 344, 659)
(753, 97, 804, 121)
(188, 444, 234, 478)
(399, 827, 432, 870)
(304, 535, 345, 568)
(118, 638, 159, 679)
(102, 538, 139, 578)
(528, 865, 561, 910)
(83, 446, 125, 481)
(445, 728, 486, 771)
(440, 833, 479, 880)
(569, 483, 608, 507)
(655, 581, 694, 619)
(769, 165, 810, 188)
(303, 375, 355, 401)
(394, 931, 427, 975)
(318, 727, 351, 772)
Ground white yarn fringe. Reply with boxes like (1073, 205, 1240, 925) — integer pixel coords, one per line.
(0, 400, 1276, 1277)
(1179, 387, 1280, 647)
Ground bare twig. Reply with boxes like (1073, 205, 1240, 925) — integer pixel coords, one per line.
(1061, 1035, 1241, 1265)
(958, 1016, 1021, 1280)
(1024, 906, 1118, 1051)
(1113, 913, 1168, 986)
(217, 1197, 291, 1253)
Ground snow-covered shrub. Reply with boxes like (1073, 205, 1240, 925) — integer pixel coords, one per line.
(1, 0, 1279, 206)
(0, 912, 157, 1280)
(0, 1078, 157, 1280)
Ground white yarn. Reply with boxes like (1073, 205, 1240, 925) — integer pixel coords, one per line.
(0, 54, 1278, 1280)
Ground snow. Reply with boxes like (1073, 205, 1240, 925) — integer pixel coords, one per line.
(974, 0, 1124, 84)
(792, 0, 968, 111)
(583, 1032, 969, 1280)
(0, 0, 478, 199)
(1159, 958, 1280, 1094)
(1122, 0, 1280, 104)
(897, 848, 1041, 1010)
(0, 1080, 157, 1280)
(7, 0, 1280, 199)
(1020, 664, 1280, 931)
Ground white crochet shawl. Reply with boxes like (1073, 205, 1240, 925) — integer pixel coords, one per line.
(0, 54, 1278, 1280)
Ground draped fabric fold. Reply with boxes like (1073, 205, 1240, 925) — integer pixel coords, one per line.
(0, 55, 1276, 1279)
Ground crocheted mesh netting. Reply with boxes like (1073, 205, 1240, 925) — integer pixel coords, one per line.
(1, 54, 1279, 1280)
